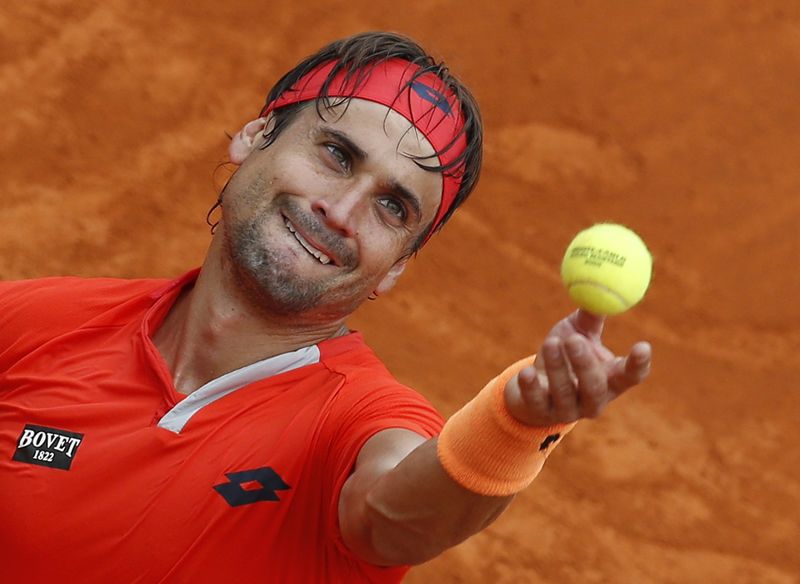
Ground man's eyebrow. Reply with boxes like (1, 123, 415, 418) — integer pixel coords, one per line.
(386, 179, 423, 224)
(320, 126, 425, 224)
(320, 127, 367, 161)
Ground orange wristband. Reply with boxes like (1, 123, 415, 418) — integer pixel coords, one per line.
(437, 356, 576, 496)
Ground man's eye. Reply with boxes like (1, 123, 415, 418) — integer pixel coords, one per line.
(325, 143, 350, 172)
(378, 197, 407, 220)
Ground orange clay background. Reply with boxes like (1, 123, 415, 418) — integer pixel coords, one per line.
(2, 2, 798, 583)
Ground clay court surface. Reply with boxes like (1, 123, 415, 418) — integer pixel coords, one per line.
(2, 1, 798, 582)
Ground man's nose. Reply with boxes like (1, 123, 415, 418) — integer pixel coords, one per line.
(310, 180, 372, 237)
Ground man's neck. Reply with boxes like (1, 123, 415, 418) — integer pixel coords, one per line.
(152, 256, 349, 396)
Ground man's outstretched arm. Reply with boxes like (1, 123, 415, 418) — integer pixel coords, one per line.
(339, 310, 652, 566)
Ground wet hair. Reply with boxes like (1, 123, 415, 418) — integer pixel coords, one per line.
(257, 31, 483, 251)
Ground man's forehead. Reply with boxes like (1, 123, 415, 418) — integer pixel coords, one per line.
(310, 98, 439, 160)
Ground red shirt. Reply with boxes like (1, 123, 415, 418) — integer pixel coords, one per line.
(0, 271, 444, 583)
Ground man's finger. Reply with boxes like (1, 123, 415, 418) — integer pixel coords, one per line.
(565, 335, 608, 418)
(607, 341, 652, 397)
(572, 309, 606, 339)
(542, 337, 579, 422)
(509, 365, 553, 427)
(519, 365, 552, 409)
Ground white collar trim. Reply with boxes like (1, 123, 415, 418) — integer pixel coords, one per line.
(157, 344, 321, 433)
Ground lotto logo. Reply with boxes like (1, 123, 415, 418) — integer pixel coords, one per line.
(12, 424, 84, 471)
(214, 467, 291, 507)
(410, 81, 453, 115)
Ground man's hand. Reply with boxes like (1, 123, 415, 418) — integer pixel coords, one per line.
(504, 309, 652, 427)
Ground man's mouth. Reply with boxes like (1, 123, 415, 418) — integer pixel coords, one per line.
(284, 218, 333, 266)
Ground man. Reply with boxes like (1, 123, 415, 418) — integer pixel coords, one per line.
(0, 32, 652, 582)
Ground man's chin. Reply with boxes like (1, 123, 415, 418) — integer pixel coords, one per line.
(227, 243, 367, 321)
(255, 278, 368, 323)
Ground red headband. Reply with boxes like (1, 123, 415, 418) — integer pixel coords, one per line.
(260, 58, 467, 244)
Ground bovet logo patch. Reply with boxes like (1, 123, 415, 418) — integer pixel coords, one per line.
(12, 424, 84, 471)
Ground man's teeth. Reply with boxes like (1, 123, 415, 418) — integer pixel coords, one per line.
(285, 219, 332, 265)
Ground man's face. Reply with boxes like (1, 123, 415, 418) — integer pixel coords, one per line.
(219, 98, 443, 322)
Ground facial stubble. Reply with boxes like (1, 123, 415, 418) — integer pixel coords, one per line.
(224, 199, 371, 321)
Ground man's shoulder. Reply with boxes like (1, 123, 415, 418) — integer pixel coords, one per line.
(0, 273, 169, 294)
(0, 274, 176, 352)
(317, 332, 396, 383)
(317, 332, 442, 418)
(311, 334, 445, 472)
(0, 274, 170, 316)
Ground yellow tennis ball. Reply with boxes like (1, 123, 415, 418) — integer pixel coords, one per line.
(561, 223, 653, 316)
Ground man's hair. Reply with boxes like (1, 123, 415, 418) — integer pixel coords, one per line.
(259, 31, 483, 250)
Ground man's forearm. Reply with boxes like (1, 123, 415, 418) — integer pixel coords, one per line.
(356, 436, 515, 566)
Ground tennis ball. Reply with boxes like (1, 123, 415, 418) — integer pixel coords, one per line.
(560, 223, 652, 316)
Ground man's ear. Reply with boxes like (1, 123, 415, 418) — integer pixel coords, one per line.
(374, 259, 408, 296)
(228, 117, 270, 165)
